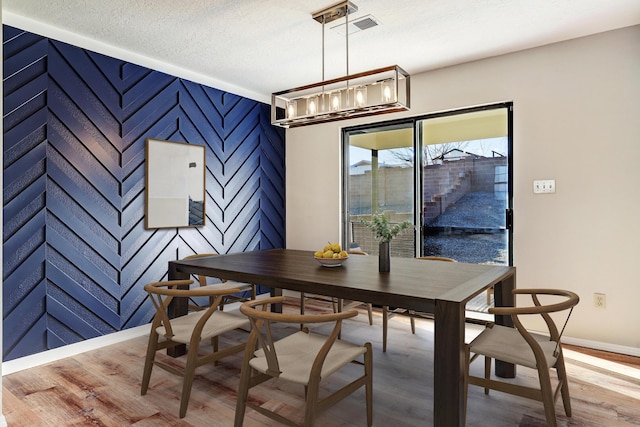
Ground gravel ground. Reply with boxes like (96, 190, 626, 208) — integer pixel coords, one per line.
(430, 191, 506, 229)
(424, 192, 508, 264)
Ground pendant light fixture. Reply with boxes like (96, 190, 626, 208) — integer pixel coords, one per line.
(271, 1, 410, 128)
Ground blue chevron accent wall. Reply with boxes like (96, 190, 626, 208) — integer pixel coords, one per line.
(2, 25, 286, 361)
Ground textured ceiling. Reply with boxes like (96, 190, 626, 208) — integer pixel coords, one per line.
(3, 0, 640, 103)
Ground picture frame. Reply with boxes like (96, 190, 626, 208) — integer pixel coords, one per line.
(145, 138, 206, 229)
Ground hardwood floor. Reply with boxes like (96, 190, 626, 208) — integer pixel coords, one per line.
(3, 298, 640, 426)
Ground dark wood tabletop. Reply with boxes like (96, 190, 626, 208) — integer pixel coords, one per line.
(169, 248, 513, 313)
(168, 248, 516, 426)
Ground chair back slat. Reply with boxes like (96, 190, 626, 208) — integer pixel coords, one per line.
(189, 294, 228, 345)
(249, 316, 282, 376)
(310, 318, 344, 377)
(553, 306, 575, 357)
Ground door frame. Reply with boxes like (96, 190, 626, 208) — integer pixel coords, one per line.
(341, 102, 514, 265)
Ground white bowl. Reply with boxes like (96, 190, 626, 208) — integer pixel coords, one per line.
(314, 256, 348, 267)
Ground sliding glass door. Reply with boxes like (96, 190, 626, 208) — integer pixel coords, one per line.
(343, 103, 512, 269)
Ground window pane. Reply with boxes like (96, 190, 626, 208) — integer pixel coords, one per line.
(346, 127, 415, 257)
(421, 119, 509, 265)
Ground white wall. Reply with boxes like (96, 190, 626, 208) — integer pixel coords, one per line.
(286, 26, 640, 351)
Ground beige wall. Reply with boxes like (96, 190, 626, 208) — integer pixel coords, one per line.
(286, 25, 640, 351)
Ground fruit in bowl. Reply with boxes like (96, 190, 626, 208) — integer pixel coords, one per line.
(314, 243, 348, 267)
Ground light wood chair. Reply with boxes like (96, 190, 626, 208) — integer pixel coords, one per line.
(382, 256, 456, 352)
(486, 286, 494, 305)
(141, 279, 250, 418)
(300, 250, 374, 326)
(465, 288, 580, 427)
(183, 253, 256, 311)
(234, 296, 373, 427)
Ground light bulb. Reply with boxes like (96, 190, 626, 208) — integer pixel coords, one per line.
(355, 86, 366, 107)
(331, 93, 341, 111)
(383, 85, 392, 102)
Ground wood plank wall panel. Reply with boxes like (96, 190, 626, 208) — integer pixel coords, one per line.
(2, 26, 286, 361)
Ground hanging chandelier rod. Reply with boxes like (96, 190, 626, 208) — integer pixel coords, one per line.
(317, 2, 356, 92)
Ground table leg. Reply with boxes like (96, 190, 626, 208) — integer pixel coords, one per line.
(434, 299, 465, 426)
(167, 261, 189, 357)
(494, 275, 516, 378)
(270, 287, 283, 313)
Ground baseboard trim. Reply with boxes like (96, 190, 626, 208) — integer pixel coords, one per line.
(562, 335, 640, 358)
(2, 324, 150, 376)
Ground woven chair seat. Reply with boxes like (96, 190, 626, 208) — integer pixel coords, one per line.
(156, 308, 249, 344)
(469, 324, 558, 369)
(251, 330, 367, 384)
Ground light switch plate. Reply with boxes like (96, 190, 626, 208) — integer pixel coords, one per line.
(533, 179, 556, 194)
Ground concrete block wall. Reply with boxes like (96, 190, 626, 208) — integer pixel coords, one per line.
(347, 156, 507, 255)
(349, 212, 414, 257)
(349, 167, 413, 214)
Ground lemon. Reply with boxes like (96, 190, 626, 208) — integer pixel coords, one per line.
(316, 243, 346, 259)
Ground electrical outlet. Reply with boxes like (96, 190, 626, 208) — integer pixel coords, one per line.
(593, 293, 606, 309)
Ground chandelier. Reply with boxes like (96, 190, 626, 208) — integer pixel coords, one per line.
(271, 1, 410, 128)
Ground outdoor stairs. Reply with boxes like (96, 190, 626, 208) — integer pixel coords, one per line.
(423, 171, 471, 223)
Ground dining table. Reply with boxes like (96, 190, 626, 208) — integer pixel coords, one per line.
(168, 248, 516, 426)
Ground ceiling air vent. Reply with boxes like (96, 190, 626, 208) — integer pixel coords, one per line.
(353, 16, 378, 31)
(330, 14, 380, 35)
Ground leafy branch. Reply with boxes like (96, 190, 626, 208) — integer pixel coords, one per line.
(360, 212, 413, 243)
